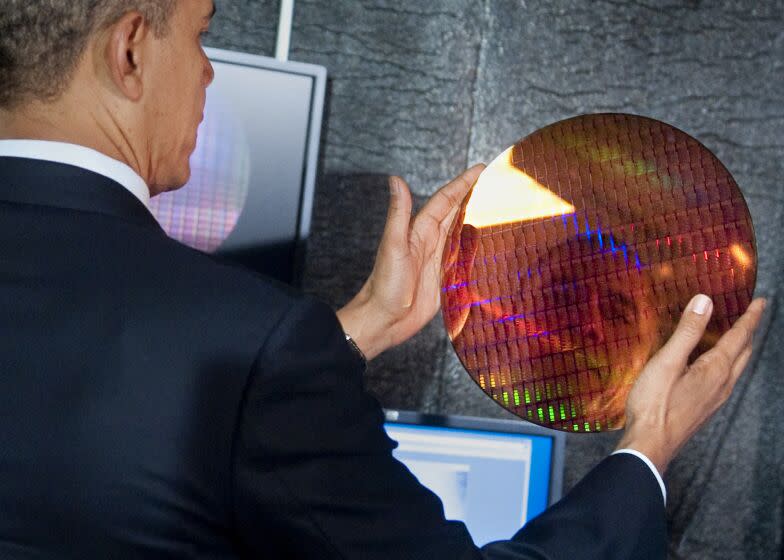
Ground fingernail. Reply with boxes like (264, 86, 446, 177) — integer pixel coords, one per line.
(389, 177, 399, 195)
(692, 294, 712, 315)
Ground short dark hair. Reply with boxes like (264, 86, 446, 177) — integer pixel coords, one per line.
(0, 1, 176, 109)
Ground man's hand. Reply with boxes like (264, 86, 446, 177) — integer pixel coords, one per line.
(441, 217, 480, 341)
(336, 164, 485, 361)
(616, 294, 766, 474)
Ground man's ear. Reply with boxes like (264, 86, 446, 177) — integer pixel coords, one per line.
(103, 11, 151, 102)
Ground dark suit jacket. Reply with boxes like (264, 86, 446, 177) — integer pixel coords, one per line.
(0, 157, 666, 559)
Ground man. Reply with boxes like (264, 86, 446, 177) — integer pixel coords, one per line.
(0, 1, 765, 558)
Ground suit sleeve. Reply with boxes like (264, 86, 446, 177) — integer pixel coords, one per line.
(231, 296, 666, 560)
(481, 453, 667, 560)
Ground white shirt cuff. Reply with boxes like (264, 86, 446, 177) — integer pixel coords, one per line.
(611, 448, 666, 505)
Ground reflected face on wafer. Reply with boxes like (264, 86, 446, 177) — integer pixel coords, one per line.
(441, 114, 756, 432)
(522, 236, 660, 427)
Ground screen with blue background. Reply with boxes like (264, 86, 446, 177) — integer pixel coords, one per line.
(384, 423, 553, 546)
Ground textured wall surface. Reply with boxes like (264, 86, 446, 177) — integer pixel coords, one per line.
(206, 1, 784, 558)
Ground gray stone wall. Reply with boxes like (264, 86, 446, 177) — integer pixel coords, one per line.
(206, 1, 784, 558)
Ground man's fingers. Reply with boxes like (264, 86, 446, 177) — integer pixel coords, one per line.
(730, 344, 753, 383)
(420, 164, 485, 224)
(706, 297, 766, 372)
(653, 294, 714, 371)
(443, 192, 472, 268)
(381, 176, 413, 252)
(440, 204, 460, 239)
(432, 205, 461, 273)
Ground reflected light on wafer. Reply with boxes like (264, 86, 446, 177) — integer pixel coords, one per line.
(464, 146, 576, 227)
(730, 243, 752, 267)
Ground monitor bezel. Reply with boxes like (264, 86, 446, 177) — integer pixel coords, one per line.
(383, 409, 566, 507)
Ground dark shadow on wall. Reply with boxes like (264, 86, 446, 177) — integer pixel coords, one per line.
(302, 171, 448, 413)
(743, 295, 782, 555)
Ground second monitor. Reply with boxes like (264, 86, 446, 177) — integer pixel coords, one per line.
(383, 410, 565, 547)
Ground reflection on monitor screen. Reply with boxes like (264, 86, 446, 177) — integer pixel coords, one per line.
(384, 423, 553, 547)
(149, 83, 250, 252)
(146, 49, 326, 285)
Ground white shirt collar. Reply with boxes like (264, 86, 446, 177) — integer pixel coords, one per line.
(0, 139, 150, 209)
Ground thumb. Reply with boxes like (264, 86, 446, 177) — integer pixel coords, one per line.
(654, 294, 713, 371)
(380, 176, 413, 253)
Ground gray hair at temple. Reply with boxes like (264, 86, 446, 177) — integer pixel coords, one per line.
(0, 0, 176, 109)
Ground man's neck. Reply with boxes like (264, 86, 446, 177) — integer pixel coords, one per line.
(0, 95, 147, 185)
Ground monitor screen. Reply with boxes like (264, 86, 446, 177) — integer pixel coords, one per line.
(148, 48, 326, 285)
(384, 412, 563, 547)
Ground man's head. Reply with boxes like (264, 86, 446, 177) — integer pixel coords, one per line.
(0, 0, 216, 193)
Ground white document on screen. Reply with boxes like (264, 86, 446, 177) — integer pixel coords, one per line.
(386, 426, 533, 546)
(404, 460, 470, 520)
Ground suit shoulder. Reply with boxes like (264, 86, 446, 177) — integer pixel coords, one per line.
(121, 228, 313, 329)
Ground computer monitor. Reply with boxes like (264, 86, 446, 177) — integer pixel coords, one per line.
(383, 409, 565, 547)
(148, 47, 327, 285)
